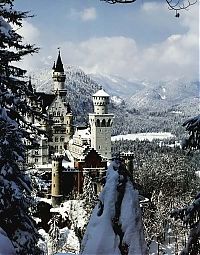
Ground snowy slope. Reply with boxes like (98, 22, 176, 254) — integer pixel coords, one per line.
(81, 161, 147, 255)
(90, 73, 145, 97)
(127, 79, 199, 112)
(31, 66, 199, 116)
(112, 132, 175, 142)
(31, 66, 100, 124)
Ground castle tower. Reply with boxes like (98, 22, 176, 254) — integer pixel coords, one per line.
(51, 155, 63, 207)
(89, 89, 114, 159)
(52, 50, 67, 97)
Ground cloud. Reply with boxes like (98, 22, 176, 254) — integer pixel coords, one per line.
(81, 7, 97, 21)
(68, 7, 97, 22)
(18, 2, 198, 81)
(14, 20, 40, 44)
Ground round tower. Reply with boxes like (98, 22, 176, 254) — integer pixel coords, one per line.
(92, 89, 110, 114)
(51, 154, 63, 207)
(89, 89, 114, 159)
(52, 50, 66, 95)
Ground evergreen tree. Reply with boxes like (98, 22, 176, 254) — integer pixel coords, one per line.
(0, 0, 43, 254)
(171, 115, 200, 255)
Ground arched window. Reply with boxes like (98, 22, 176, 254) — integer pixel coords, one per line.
(101, 119, 106, 127)
(96, 119, 100, 127)
(107, 119, 111, 127)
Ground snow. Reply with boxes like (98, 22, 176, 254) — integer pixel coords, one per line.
(62, 160, 74, 169)
(112, 132, 175, 142)
(81, 161, 147, 255)
(50, 200, 88, 229)
(0, 227, 16, 255)
(93, 89, 110, 97)
(76, 128, 90, 139)
(119, 181, 147, 254)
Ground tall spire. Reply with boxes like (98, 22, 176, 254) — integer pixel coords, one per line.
(52, 61, 55, 70)
(55, 50, 64, 73)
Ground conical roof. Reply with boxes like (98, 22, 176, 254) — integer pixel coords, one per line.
(55, 51, 64, 72)
(93, 89, 109, 97)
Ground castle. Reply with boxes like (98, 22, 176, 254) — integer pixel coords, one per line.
(27, 51, 114, 206)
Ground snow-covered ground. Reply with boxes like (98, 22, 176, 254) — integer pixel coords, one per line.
(112, 132, 175, 142)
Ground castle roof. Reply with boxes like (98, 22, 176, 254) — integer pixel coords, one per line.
(93, 89, 109, 97)
(54, 51, 64, 73)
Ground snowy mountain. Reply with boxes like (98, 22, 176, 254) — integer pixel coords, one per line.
(30, 66, 199, 136)
(127, 80, 199, 114)
(31, 66, 101, 124)
(90, 73, 145, 98)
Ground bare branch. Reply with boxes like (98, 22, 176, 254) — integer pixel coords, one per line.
(101, 0, 136, 4)
(101, 0, 198, 15)
(166, 0, 197, 11)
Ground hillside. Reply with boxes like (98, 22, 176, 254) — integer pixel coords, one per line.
(31, 66, 199, 137)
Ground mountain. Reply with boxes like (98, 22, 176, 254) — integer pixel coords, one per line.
(31, 66, 101, 124)
(89, 73, 145, 98)
(30, 66, 199, 136)
(127, 80, 199, 115)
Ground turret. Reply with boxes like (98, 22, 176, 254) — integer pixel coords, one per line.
(52, 50, 66, 95)
(51, 154, 63, 207)
(92, 89, 110, 114)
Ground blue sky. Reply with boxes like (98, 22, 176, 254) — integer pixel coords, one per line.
(15, 0, 199, 81)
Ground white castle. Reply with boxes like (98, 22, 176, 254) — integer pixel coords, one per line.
(27, 51, 114, 168)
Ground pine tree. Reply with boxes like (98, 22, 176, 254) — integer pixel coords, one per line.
(171, 115, 200, 255)
(0, 0, 43, 254)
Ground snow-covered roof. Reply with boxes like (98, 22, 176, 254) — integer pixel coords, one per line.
(93, 89, 110, 97)
(77, 127, 90, 139)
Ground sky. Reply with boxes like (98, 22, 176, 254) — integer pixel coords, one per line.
(14, 0, 199, 81)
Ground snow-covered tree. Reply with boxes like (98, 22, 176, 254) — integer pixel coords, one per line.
(171, 115, 200, 255)
(0, 0, 43, 254)
(82, 173, 97, 210)
(81, 160, 147, 255)
(48, 214, 61, 255)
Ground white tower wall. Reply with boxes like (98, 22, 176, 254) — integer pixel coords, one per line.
(52, 71, 66, 91)
(89, 89, 114, 159)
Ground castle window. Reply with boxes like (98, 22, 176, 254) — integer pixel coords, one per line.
(99, 145, 101, 149)
(107, 119, 111, 127)
(60, 137, 64, 142)
(96, 119, 100, 127)
(35, 150, 39, 155)
(101, 119, 106, 127)
(53, 112, 56, 116)
(60, 146, 62, 149)
(53, 184, 55, 187)
(53, 173, 55, 177)
(55, 137, 59, 142)
(35, 158, 38, 163)
(57, 111, 60, 116)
